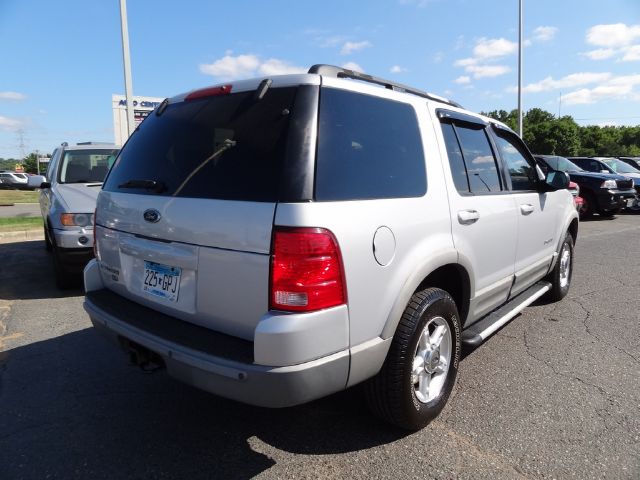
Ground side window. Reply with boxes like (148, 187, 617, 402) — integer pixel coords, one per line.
(453, 124, 502, 193)
(493, 131, 538, 191)
(441, 123, 470, 192)
(315, 88, 426, 201)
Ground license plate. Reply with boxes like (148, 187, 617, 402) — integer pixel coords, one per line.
(142, 261, 181, 302)
(627, 198, 636, 208)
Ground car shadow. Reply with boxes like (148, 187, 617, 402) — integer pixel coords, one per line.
(0, 240, 83, 300)
(0, 328, 409, 479)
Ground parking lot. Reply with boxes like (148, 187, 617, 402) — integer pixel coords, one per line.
(0, 215, 638, 480)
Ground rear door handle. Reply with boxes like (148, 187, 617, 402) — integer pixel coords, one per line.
(520, 204, 535, 215)
(458, 209, 480, 225)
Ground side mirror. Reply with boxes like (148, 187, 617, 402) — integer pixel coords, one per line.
(601, 170, 610, 174)
(541, 170, 569, 192)
(27, 175, 48, 189)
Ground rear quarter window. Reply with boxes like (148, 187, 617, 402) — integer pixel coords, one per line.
(315, 88, 426, 201)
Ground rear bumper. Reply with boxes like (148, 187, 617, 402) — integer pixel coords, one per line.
(82, 260, 350, 408)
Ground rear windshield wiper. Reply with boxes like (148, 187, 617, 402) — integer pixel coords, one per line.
(173, 139, 237, 196)
(118, 179, 166, 193)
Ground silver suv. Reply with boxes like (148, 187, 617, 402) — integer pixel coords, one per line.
(29, 142, 119, 288)
(83, 65, 578, 430)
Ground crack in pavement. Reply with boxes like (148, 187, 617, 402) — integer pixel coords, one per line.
(571, 297, 640, 365)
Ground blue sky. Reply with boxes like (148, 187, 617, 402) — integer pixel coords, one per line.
(0, 0, 639, 158)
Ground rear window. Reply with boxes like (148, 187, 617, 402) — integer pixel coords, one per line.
(103, 88, 297, 201)
(315, 88, 426, 201)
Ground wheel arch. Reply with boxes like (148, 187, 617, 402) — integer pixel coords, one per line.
(380, 259, 472, 340)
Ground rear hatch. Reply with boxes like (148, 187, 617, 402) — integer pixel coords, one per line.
(96, 78, 318, 340)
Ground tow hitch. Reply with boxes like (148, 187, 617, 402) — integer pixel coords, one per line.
(120, 338, 165, 373)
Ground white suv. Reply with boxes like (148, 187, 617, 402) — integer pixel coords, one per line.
(29, 142, 119, 288)
(83, 65, 578, 430)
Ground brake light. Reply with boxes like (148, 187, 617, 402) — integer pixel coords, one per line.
(185, 84, 232, 101)
(270, 227, 346, 312)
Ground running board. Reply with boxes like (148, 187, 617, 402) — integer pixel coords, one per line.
(461, 281, 551, 347)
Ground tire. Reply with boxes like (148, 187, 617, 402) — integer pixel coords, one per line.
(598, 208, 619, 218)
(44, 226, 52, 252)
(546, 232, 574, 302)
(365, 288, 462, 430)
(579, 191, 595, 219)
(52, 241, 73, 289)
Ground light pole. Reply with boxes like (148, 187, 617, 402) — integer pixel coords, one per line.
(517, 0, 523, 137)
(119, 0, 136, 138)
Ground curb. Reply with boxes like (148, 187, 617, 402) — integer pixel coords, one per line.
(0, 229, 44, 244)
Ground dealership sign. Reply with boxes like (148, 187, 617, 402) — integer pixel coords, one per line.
(112, 94, 165, 146)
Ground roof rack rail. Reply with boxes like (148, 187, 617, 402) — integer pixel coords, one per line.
(308, 64, 463, 109)
(76, 142, 112, 145)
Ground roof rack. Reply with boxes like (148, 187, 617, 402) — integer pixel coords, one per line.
(308, 64, 463, 109)
(76, 142, 113, 146)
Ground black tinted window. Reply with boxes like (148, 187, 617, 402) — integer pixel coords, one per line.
(315, 88, 426, 201)
(104, 88, 297, 201)
(454, 125, 501, 193)
(494, 132, 538, 191)
(441, 123, 470, 192)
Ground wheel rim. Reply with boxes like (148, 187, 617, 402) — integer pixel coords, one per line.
(559, 242, 571, 288)
(412, 316, 452, 403)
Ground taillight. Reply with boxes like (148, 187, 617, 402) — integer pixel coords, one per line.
(270, 227, 346, 312)
(185, 84, 232, 101)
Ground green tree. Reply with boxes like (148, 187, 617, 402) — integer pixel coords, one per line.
(22, 153, 38, 174)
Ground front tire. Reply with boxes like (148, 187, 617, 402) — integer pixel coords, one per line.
(365, 288, 461, 430)
(546, 233, 574, 301)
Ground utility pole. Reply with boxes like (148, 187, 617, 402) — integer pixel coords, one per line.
(119, 0, 136, 137)
(517, 0, 523, 137)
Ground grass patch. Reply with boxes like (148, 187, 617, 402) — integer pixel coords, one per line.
(0, 189, 39, 204)
(0, 216, 43, 232)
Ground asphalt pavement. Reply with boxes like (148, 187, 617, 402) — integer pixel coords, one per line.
(0, 214, 638, 479)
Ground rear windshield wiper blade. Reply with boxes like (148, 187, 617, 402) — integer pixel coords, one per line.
(118, 179, 166, 193)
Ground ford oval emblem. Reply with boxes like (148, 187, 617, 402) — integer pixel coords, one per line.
(143, 209, 161, 223)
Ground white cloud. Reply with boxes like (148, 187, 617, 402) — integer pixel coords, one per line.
(199, 54, 304, 80)
(454, 75, 471, 85)
(562, 74, 640, 105)
(0, 115, 24, 131)
(518, 72, 612, 93)
(390, 65, 407, 73)
(340, 41, 372, 55)
(258, 58, 306, 76)
(586, 23, 640, 48)
(473, 37, 517, 59)
(454, 37, 515, 80)
(622, 45, 640, 61)
(342, 62, 363, 72)
(532, 26, 558, 42)
(0, 91, 27, 101)
(582, 48, 617, 60)
(432, 51, 444, 63)
(466, 65, 510, 79)
(454, 57, 477, 67)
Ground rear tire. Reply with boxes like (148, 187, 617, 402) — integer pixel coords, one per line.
(365, 288, 461, 430)
(546, 233, 574, 301)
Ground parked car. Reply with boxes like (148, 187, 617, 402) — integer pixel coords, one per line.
(568, 181, 584, 212)
(569, 157, 640, 211)
(619, 157, 640, 170)
(535, 155, 635, 218)
(83, 65, 578, 430)
(0, 171, 29, 189)
(28, 142, 120, 288)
